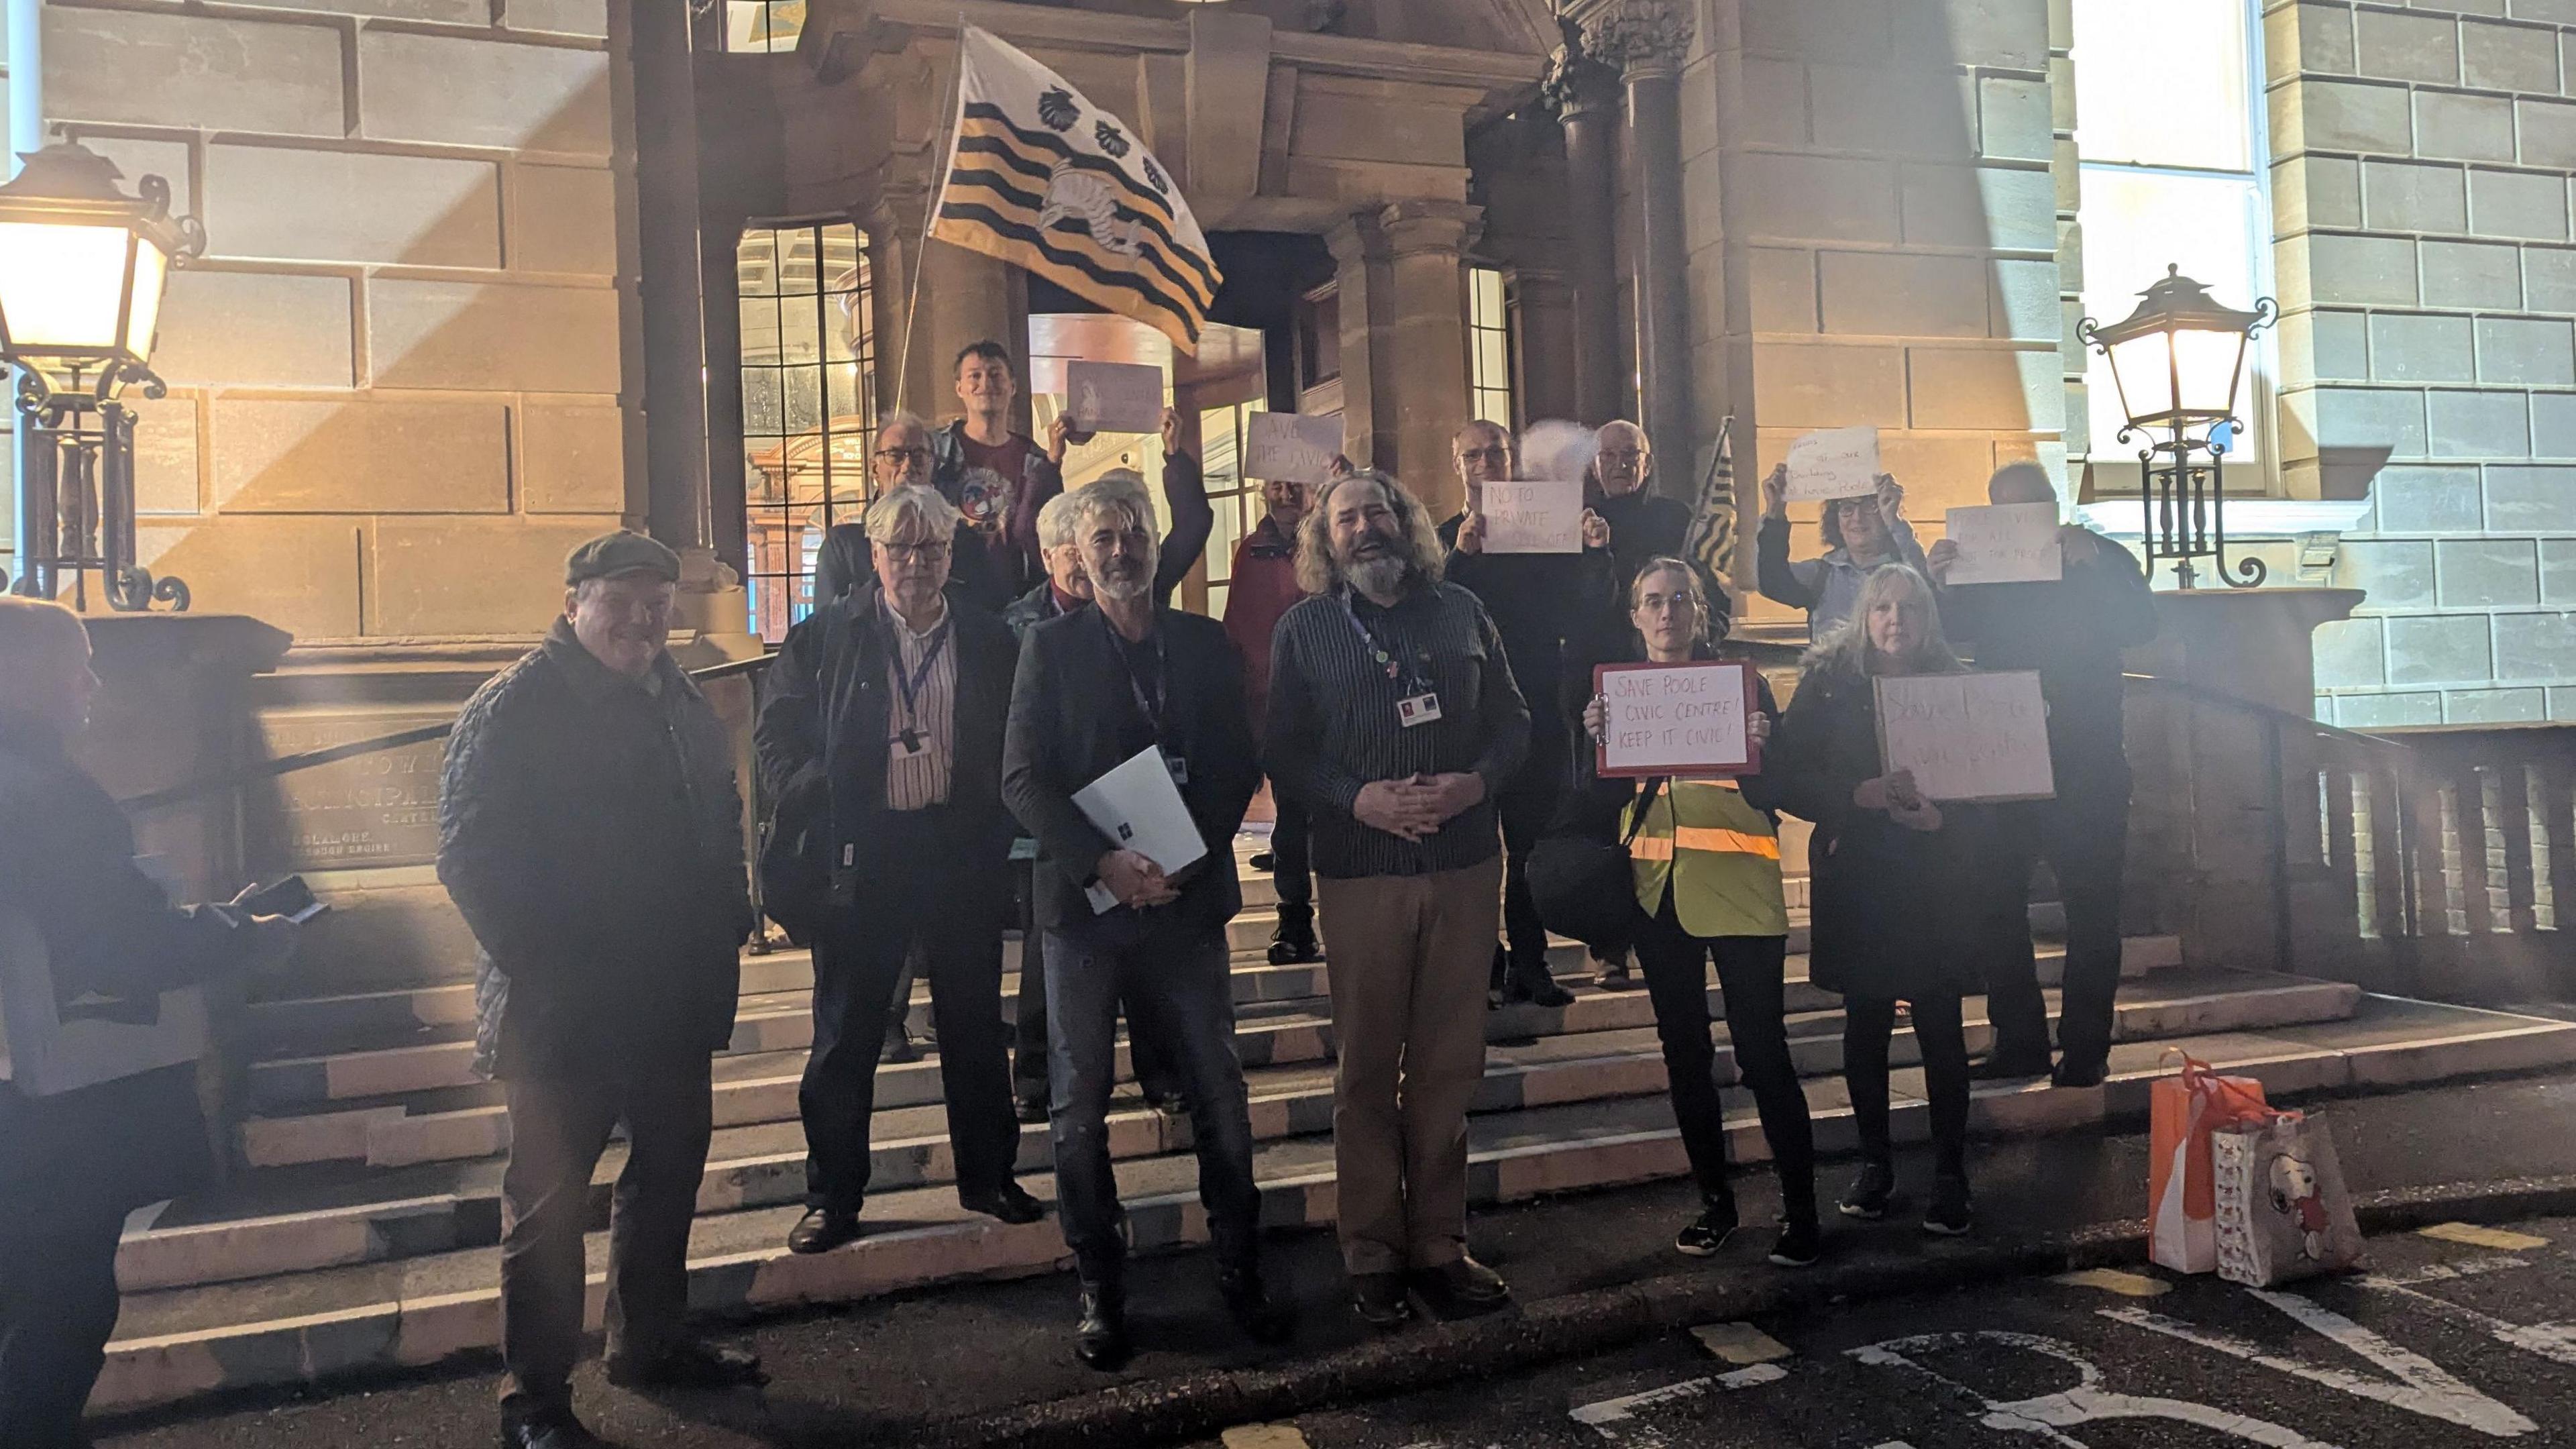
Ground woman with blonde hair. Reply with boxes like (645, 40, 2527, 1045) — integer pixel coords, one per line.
(1571, 558, 1820, 1265)
(1762, 565, 1988, 1236)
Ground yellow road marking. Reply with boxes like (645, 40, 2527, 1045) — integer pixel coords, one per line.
(1690, 1321, 1794, 1364)
(2418, 1222, 2551, 1252)
(2049, 1267, 2173, 1297)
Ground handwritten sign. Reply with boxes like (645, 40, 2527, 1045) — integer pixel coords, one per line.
(1595, 661, 1758, 777)
(1065, 360, 1165, 435)
(1873, 670, 2055, 803)
(1943, 502, 2063, 585)
(1481, 478, 1585, 554)
(1244, 412, 1344, 483)
(1784, 426, 1881, 503)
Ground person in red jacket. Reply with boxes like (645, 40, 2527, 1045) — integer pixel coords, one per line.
(1225, 469, 1321, 963)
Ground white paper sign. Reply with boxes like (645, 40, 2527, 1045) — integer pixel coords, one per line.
(1064, 360, 1165, 435)
(1874, 670, 2056, 803)
(1943, 502, 2064, 585)
(1073, 745, 1209, 913)
(1597, 662, 1756, 777)
(1479, 478, 1585, 554)
(1, 906, 209, 1096)
(1244, 412, 1344, 483)
(1784, 426, 1882, 502)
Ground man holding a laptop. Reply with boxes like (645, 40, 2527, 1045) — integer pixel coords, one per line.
(1003, 476, 1285, 1369)
(0, 596, 301, 1448)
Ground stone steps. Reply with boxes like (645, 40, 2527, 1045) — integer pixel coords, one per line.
(91, 990, 2576, 1417)
(125, 966, 2335, 1297)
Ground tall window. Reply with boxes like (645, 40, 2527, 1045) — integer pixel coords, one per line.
(724, 1, 804, 52)
(738, 222, 873, 643)
(1467, 266, 1517, 431)
(2070, 0, 2273, 478)
(1200, 398, 1271, 625)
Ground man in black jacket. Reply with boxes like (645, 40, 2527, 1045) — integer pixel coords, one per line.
(439, 532, 766, 1449)
(0, 598, 299, 1449)
(1928, 463, 2159, 1089)
(758, 486, 1042, 1257)
(1004, 478, 1287, 1368)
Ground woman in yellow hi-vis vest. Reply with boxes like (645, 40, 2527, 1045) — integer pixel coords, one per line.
(1572, 558, 1820, 1268)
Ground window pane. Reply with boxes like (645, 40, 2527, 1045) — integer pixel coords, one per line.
(2078, 167, 2269, 460)
(2071, 0, 2251, 172)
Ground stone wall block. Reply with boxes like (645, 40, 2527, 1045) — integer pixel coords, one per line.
(506, 0, 611, 37)
(2280, 156, 2365, 232)
(2526, 245, 2576, 309)
(1988, 258, 2061, 341)
(1750, 343, 1907, 428)
(2468, 168, 2571, 239)
(2428, 387, 2533, 454)
(2313, 616, 2387, 688)
(1739, 58, 1811, 146)
(2485, 462, 2576, 527)
(2288, 309, 2373, 383)
(2464, 20, 2563, 93)
(136, 517, 364, 640)
(2519, 97, 2576, 170)
(1809, 65, 1966, 158)
(2495, 609, 2576, 680)
(1739, 152, 1900, 244)
(522, 401, 629, 515)
(358, 30, 611, 157)
(2270, 3, 2357, 76)
(372, 519, 618, 635)
(1898, 164, 2056, 250)
(1904, 345, 2063, 430)
(2416, 91, 2518, 162)
(2285, 79, 2417, 155)
(154, 272, 356, 390)
(1740, 0, 1891, 63)
(2542, 539, 2576, 600)
(2353, 7, 2461, 85)
(2362, 159, 2469, 233)
(2446, 688, 2547, 722)
(2369, 313, 2477, 381)
(2385, 612, 2492, 684)
(2422, 238, 2526, 307)
(1977, 76, 2053, 162)
(2341, 539, 2437, 609)
(2308, 233, 2423, 305)
(211, 398, 511, 514)
(2532, 391, 2576, 453)
(2438, 537, 2542, 606)
(205, 147, 502, 270)
(1819, 251, 1988, 337)
(1923, 0, 2049, 70)
(2312, 384, 2432, 456)
(2373, 464, 2487, 531)
(2335, 691, 2443, 727)
(508, 164, 619, 276)
(2477, 315, 2576, 381)
(368, 280, 622, 393)
(1747, 247, 1819, 333)
(127, 394, 201, 517)
(44, 7, 344, 136)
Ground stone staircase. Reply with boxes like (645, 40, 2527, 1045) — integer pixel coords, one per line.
(93, 843, 2576, 1416)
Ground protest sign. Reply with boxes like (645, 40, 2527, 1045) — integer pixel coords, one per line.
(1943, 502, 2064, 584)
(1595, 661, 1758, 777)
(1784, 426, 1881, 502)
(1244, 412, 1344, 482)
(1480, 478, 1585, 554)
(1873, 669, 2055, 802)
(1064, 361, 1165, 435)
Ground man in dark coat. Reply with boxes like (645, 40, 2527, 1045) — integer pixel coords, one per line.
(1003, 476, 1288, 1368)
(0, 596, 299, 1449)
(1928, 462, 2159, 1089)
(439, 532, 766, 1449)
(757, 485, 1043, 1258)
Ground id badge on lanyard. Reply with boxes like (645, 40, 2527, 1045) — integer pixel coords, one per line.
(1343, 593, 1442, 729)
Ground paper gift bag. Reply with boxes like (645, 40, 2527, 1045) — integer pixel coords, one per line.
(2147, 1053, 2273, 1274)
(2212, 1112, 2365, 1286)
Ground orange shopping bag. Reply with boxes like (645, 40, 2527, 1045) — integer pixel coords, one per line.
(2147, 1052, 2271, 1274)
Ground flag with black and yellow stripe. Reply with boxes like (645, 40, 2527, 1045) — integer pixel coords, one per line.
(930, 26, 1222, 353)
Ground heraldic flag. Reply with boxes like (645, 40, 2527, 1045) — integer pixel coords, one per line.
(1683, 416, 1739, 604)
(930, 26, 1222, 353)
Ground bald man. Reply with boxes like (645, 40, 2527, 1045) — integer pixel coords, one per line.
(1585, 421, 1694, 596)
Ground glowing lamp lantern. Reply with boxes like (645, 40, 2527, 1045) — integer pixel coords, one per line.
(0, 142, 193, 382)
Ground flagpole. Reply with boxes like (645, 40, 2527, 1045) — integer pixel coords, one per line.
(893, 22, 971, 413)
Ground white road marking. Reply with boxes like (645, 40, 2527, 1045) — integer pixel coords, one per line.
(2362, 1254, 2528, 1288)
(2351, 1264, 2576, 1368)
(1853, 1331, 2341, 1448)
(1566, 1364, 1790, 1444)
(2102, 1290, 2538, 1437)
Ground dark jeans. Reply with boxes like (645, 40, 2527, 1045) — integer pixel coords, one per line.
(1630, 899, 1817, 1223)
(498, 1058, 713, 1414)
(1494, 733, 1565, 965)
(1272, 790, 1313, 912)
(803, 812, 1020, 1210)
(1015, 865, 1177, 1108)
(1845, 995, 1970, 1182)
(1985, 778, 2131, 1072)
(0, 1194, 125, 1448)
(1044, 919, 1260, 1281)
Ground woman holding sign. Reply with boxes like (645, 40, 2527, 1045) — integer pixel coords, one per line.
(1762, 566, 1987, 1238)
(1570, 559, 1820, 1267)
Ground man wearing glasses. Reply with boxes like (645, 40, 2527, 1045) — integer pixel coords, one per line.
(813, 412, 1009, 610)
(757, 485, 1044, 1256)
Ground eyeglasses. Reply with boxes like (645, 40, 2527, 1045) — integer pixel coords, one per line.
(881, 541, 951, 561)
(1457, 446, 1511, 464)
(875, 446, 932, 465)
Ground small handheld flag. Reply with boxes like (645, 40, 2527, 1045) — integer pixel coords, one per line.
(1684, 416, 1740, 604)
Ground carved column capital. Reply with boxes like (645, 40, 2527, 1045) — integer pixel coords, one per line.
(1377, 198, 1483, 260)
(1578, 0, 1697, 83)
(1541, 17, 1622, 123)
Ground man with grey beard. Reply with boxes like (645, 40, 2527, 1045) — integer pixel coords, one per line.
(1263, 471, 1531, 1330)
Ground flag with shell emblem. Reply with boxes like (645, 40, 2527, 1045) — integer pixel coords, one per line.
(1684, 416, 1740, 605)
(929, 26, 1222, 352)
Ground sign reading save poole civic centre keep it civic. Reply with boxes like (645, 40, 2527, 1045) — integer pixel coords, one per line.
(1595, 661, 1759, 777)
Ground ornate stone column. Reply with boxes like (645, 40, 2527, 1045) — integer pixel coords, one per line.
(1379, 199, 1483, 517)
(1584, 0, 1698, 489)
(1542, 25, 1625, 427)
(1325, 211, 1393, 475)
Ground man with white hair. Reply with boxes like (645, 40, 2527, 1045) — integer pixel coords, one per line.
(0, 598, 301, 1449)
(1927, 462, 2157, 1089)
(758, 486, 1042, 1257)
(1586, 419, 1694, 594)
(1004, 478, 1285, 1368)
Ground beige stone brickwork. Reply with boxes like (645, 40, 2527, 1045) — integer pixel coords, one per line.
(2274, 0, 2576, 727)
(34, 0, 637, 642)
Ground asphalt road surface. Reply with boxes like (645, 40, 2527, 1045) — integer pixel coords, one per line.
(1233, 1216, 2576, 1449)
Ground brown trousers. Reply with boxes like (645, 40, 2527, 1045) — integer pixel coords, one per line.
(1316, 856, 1503, 1275)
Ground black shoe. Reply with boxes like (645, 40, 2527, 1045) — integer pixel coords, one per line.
(1591, 950, 1637, 990)
(605, 1339, 767, 1390)
(1409, 1254, 1511, 1317)
(500, 1407, 602, 1449)
(2051, 1057, 2108, 1089)
(1505, 956, 1575, 1009)
(1971, 1053, 2053, 1081)
(1218, 1264, 1295, 1345)
(1350, 1271, 1413, 1329)
(1838, 1162, 1895, 1221)
(881, 1031, 920, 1064)
(961, 1180, 1046, 1225)
(1015, 1094, 1049, 1124)
(1267, 908, 1321, 965)
(1075, 1281, 1131, 1371)
(1675, 1198, 1740, 1257)
(1250, 849, 1277, 873)
(1923, 1177, 1974, 1236)
(1767, 1218, 1824, 1267)
(788, 1207, 865, 1254)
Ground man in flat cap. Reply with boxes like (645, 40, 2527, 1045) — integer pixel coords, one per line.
(439, 531, 765, 1449)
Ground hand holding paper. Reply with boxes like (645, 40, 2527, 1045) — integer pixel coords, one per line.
(1784, 427, 1881, 502)
(1479, 479, 1584, 553)
(1245, 413, 1346, 483)
(1941, 502, 2065, 585)
(1065, 360, 1166, 435)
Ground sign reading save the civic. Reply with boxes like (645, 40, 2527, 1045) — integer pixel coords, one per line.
(1872, 669, 2055, 802)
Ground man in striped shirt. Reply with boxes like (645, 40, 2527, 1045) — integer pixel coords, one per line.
(1264, 470, 1532, 1328)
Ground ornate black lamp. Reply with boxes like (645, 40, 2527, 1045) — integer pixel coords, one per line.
(1, 140, 205, 610)
(2079, 264, 2276, 589)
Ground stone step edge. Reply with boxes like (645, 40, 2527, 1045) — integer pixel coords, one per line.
(133, 975, 2353, 1293)
(91, 1011, 2576, 1419)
